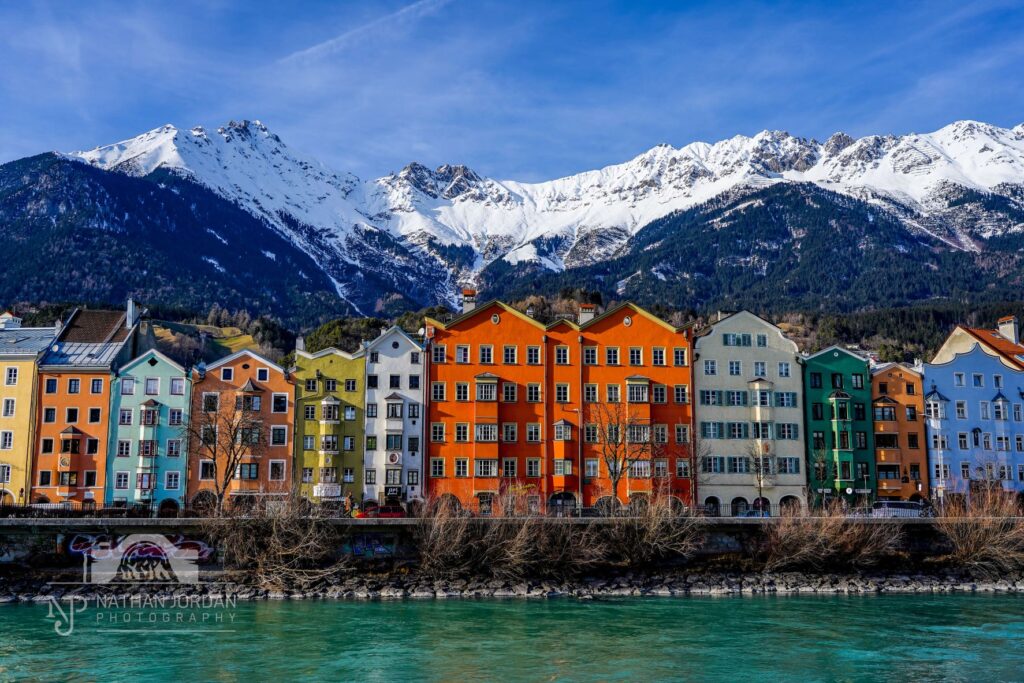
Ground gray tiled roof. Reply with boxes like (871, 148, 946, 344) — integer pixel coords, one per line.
(40, 341, 126, 368)
(0, 327, 57, 357)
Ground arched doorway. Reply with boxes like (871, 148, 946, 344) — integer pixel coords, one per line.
(731, 497, 749, 516)
(668, 496, 686, 515)
(752, 497, 771, 514)
(703, 496, 720, 516)
(32, 495, 51, 505)
(476, 493, 494, 517)
(628, 493, 650, 516)
(190, 491, 217, 516)
(779, 496, 802, 514)
(548, 492, 576, 517)
(0, 490, 14, 506)
(594, 496, 621, 517)
(157, 499, 180, 518)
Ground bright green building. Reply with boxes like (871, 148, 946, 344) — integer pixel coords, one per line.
(804, 346, 875, 505)
(292, 344, 365, 504)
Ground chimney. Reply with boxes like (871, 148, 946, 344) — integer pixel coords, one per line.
(998, 315, 1019, 345)
(461, 288, 477, 314)
(526, 305, 535, 318)
(126, 298, 137, 328)
(296, 335, 305, 352)
(579, 303, 596, 324)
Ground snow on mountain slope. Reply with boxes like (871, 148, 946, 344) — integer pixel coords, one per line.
(72, 118, 1024, 302)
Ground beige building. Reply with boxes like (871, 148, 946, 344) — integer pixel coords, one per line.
(693, 311, 806, 515)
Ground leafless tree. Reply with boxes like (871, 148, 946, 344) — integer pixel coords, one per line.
(934, 487, 1024, 578)
(183, 390, 267, 513)
(747, 440, 777, 510)
(588, 401, 657, 507)
(808, 446, 837, 507)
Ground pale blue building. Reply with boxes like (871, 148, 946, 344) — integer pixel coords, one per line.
(925, 318, 1024, 504)
(105, 350, 191, 515)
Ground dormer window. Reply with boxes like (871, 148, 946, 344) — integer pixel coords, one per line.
(221, 368, 234, 381)
(257, 368, 269, 382)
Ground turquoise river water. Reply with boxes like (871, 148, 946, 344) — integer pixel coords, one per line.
(0, 594, 1022, 681)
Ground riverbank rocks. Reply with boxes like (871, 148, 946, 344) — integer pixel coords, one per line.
(1, 568, 1021, 602)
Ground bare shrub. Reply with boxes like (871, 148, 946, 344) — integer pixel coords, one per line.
(203, 495, 347, 590)
(934, 490, 1024, 578)
(762, 503, 904, 571)
(601, 493, 703, 568)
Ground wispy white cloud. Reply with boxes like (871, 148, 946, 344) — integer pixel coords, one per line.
(278, 0, 454, 65)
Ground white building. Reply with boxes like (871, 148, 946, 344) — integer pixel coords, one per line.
(693, 311, 807, 515)
(362, 326, 425, 508)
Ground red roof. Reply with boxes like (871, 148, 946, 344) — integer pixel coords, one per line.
(998, 315, 1017, 323)
(963, 327, 1024, 368)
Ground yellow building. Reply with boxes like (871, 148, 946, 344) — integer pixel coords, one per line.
(291, 341, 366, 504)
(0, 312, 57, 505)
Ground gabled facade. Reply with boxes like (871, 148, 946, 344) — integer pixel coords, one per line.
(32, 306, 139, 504)
(803, 346, 875, 504)
(0, 313, 56, 504)
(925, 339, 1024, 504)
(871, 363, 928, 501)
(292, 344, 365, 503)
(362, 326, 425, 508)
(692, 311, 806, 515)
(425, 292, 694, 515)
(105, 350, 191, 514)
(187, 350, 294, 509)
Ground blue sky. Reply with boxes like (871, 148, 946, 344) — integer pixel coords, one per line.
(1, 0, 1022, 181)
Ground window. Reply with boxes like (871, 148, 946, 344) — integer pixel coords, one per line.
(527, 346, 541, 365)
(66, 407, 78, 423)
(136, 473, 153, 491)
(653, 424, 668, 444)
(386, 374, 400, 390)
(934, 463, 950, 481)
(476, 459, 498, 477)
(995, 374, 1004, 389)
(0, 464, 11, 484)
(629, 347, 642, 366)
(729, 360, 742, 376)
(776, 423, 799, 440)
(674, 385, 689, 404)
(386, 434, 403, 450)
(675, 424, 689, 444)
(723, 333, 751, 347)
(503, 345, 517, 364)
(581, 383, 597, 403)
(385, 468, 402, 485)
(700, 422, 724, 439)
(630, 461, 651, 478)
(221, 368, 234, 382)
(475, 424, 498, 442)
(527, 424, 541, 442)
(303, 405, 316, 421)
(432, 345, 446, 363)
(652, 385, 667, 403)
(170, 377, 185, 395)
(455, 383, 469, 402)
(237, 464, 259, 480)
(479, 345, 493, 364)
(367, 375, 378, 389)
(431, 382, 446, 401)
(831, 373, 843, 389)
(554, 422, 572, 441)
(874, 406, 896, 421)
(364, 469, 377, 485)
(477, 382, 497, 402)
(704, 360, 717, 376)
(455, 423, 469, 443)
(91, 379, 103, 394)
(121, 378, 136, 395)
(0, 431, 11, 450)
(2, 398, 14, 417)
(851, 374, 864, 389)
(555, 384, 570, 403)
(754, 390, 771, 407)
(409, 405, 420, 420)
(365, 435, 377, 451)
(269, 461, 286, 481)
(583, 347, 598, 365)
(253, 368, 268, 382)
(906, 406, 918, 421)
(555, 346, 570, 365)
(778, 457, 800, 475)
(502, 423, 518, 442)
(117, 440, 131, 457)
(981, 402, 991, 420)
(272, 394, 288, 413)
(408, 470, 420, 486)
(343, 436, 355, 451)
(673, 348, 687, 366)
(199, 461, 216, 480)
(727, 456, 750, 474)
(606, 384, 621, 403)
(202, 393, 219, 412)
(527, 384, 541, 403)
(502, 459, 517, 478)
(955, 401, 967, 419)
(4, 367, 16, 386)
(809, 372, 822, 389)
(43, 407, 55, 423)
(431, 459, 445, 478)
(271, 426, 288, 446)
(627, 383, 648, 403)
(366, 403, 377, 418)
(144, 377, 159, 395)
(605, 347, 620, 365)
(972, 373, 984, 388)
(386, 402, 403, 419)
(431, 423, 446, 442)
(41, 438, 53, 454)
(38, 470, 52, 486)
(652, 348, 666, 366)
(627, 424, 650, 443)
(702, 456, 724, 474)
(236, 395, 261, 412)
(454, 459, 468, 477)
(527, 459, 541, 477)
(166, 439, 182, 457)
(553, 460, 573, 476)
(114, 472, 129, 490)
(44, 378, 57, 394)
(753, 361, 766, 377)
(584, 423, 599, 443)
(775, 392, 797, 408)
(728, 422, 749, 439)
(68, 378, 80, 394)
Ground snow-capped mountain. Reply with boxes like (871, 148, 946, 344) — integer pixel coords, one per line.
(69, 118, 1024, 310)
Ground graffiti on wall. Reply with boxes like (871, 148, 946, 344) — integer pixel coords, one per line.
(66, 533, 215, 563)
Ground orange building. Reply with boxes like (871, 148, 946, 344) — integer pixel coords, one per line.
(33, 307, 140, 505)
(187, 350, 294, 509)
(871, 363, 928, 501)
(425, 292, 694, 515)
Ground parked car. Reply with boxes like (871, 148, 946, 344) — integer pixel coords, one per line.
(355, 505, 407, 519)
(869, 500, 930, 518)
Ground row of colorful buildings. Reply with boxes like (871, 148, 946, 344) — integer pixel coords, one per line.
(2, 293, 1024, 515)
